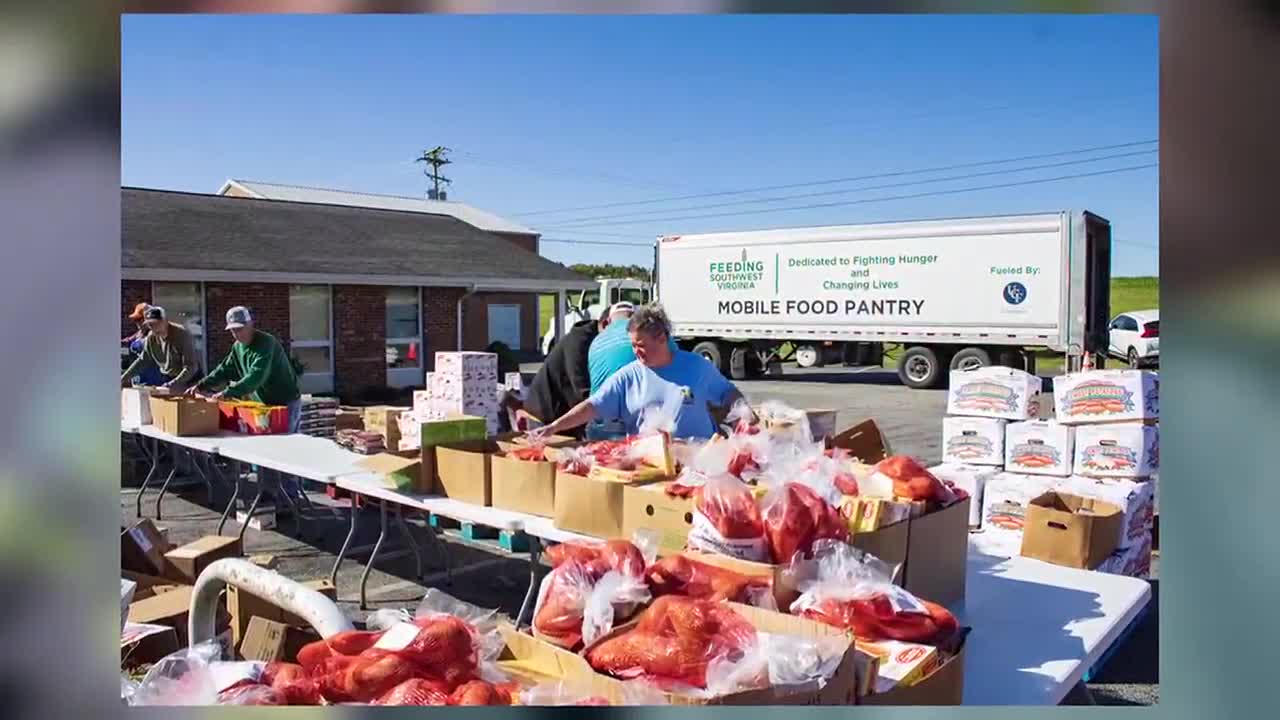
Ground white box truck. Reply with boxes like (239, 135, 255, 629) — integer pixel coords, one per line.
(654, 211, 1112, 388)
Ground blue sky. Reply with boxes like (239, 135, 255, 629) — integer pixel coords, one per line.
(122, 14, 1158, 275)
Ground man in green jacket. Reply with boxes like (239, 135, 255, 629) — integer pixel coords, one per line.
(121, 305, 203, 392)
(188, 306, 302, 432)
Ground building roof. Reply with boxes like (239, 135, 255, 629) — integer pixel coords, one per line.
(122, 188, 592, 291)
(218, 179, 539, 236)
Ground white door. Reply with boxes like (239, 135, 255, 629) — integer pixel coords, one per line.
(488, 304, 522, 350)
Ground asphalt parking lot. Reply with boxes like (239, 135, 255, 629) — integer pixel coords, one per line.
(120, 363, 1156, 706)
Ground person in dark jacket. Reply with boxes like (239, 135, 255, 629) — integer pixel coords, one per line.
(520, 317, 601, 439)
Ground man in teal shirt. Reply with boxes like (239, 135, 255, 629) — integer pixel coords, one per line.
(188, 306, 302, 432)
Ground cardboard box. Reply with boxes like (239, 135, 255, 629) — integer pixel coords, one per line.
(758, 405, 838, 442)
(899, 498, 970, 607)
(941, 416, 1006, 466)
(520, 602, 864, 705)
(1073, 423, 1159, 478)
(1054, 369, 1159, 425)
(1020, 491, 1124, 570)
(121, 622, 180, 668)
(162, 535, 242, 584)
(972, 472, 1061, 559)
(239, 616, 323, 663)
(848, 515, 911, 583)
(1004, 420, 1076, 477)
(1096, 530, 1153, 579)
(1059, 475, 1155, 549)
(829, 419, 892, 463)
(859, 635, 967, 706)
(855, 639, 940, 693)
(928, 464, 998, 528)
(363, 405, 410, 447)
(491, 452, 557, 517)
(425, 440, 494, 506)
(121, 518, 171, 576)
(148, 396, 219, 436)
(619, 481, 693, 553)
(554, 470, 627, 539)
(121, 387, 153, 426)
(127, 585, 195, 646)
(122, 569, 186, 601)
(227, 579, 337, 649)
(355, 450, 429, 494)
(947, 366, 1044, 421)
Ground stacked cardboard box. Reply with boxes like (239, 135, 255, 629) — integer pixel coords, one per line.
(298, 395, 338, 439)
(420, 352, 501, 435)
(335, 429, 386, 454)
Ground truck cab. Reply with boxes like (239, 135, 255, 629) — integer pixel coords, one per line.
(541, 277, 653, 356)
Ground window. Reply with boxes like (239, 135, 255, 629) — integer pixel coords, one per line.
(152, 281, 205, 370)
(608, 287, 648, 306)
(385, 287, 421, 369)
(289, 284, 332, 376)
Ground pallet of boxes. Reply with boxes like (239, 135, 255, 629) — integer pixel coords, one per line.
(520, 402, 971, 705)
(943, 366, 1157, 578)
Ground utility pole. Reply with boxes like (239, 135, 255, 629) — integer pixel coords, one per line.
(414, 146, 452, 200)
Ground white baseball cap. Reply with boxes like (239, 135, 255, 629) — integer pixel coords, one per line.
(608, 302, 636, 318)
(225, 305, 253, 330)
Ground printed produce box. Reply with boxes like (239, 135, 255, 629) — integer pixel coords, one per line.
(1053, 369, 1158, 425)
(946, 366, 1044, 421)
(941, 416, 1006, 466)
(1004, 420, 1075, 477)
(1072, 422, 1159, 478)
(928, 464, 997, 528)
(973, 472, 1059, 559)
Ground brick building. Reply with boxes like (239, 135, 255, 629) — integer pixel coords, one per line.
(122, 186, 592, 399)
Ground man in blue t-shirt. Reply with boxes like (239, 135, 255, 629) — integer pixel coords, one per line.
(536, 304, 751, 441)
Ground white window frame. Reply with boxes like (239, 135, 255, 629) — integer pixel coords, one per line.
(386, 286, 424, 389)
(289, 284, 334, 394)
(151, 280, 207, 373)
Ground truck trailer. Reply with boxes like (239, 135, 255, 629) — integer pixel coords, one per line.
(653, 211, 1112, 388)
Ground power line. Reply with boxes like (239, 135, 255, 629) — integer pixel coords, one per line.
(541, 149, 1158, 229)
(510, 139, 1158, 217)
(531, 163, 1158, 230)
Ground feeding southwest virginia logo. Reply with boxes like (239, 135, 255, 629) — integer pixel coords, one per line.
(1081, 444, 1139, 471)
(1062, 381, 1136, 417)
(1010, 441, 1062, 469)
(946, 434, 995, 460)
(953, 381, 1020, 414)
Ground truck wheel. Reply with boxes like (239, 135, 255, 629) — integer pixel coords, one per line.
(692, 341, 726, 375)
(729, 346, 751, 381)
(951, 347, 993, 372)
(795, 344, 824, 368)
(898, 346, 943, 389)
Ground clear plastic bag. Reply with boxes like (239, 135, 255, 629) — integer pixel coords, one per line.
(788, 539, 957, 643)
(757, 400, 815, 446)
(687, 473, 768, 561)
(554, 445, 596, 476)
(532, 560, 598, 649)
(724, 398, 758, 436)
(871, 455, 954, 503)
(130, 639, 223, 706)
(520, 678, 669, 706)
(582, 570, 652, 647)
(217, 683, 284, 705)
(120, 676, 138, 705)
(703, 631, 848, 698)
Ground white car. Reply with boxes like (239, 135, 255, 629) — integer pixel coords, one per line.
(1107, 309, 1159, 368)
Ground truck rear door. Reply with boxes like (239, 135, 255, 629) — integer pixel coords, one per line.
(1083, 212, 1113, 357)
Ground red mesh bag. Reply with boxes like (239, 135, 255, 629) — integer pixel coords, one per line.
(644, 554, 773, 607)
(450, 680, 514, 705)
(217, 683, 285, 705)
(761, 482, 849, 565)
(545, 539, 646, 577)
(686, 475, 767, 561)
(874, 455, 952, 503)
(795, 592, 958, 644)
(510, 445, 546, 461)
(316, 652, 420, 704)
(585, 596, 757, 690)
(373, 678, 452, 706)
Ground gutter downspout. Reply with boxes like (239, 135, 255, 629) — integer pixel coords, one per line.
(457, 284, 478, 351)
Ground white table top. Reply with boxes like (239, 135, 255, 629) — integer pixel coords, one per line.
(135, 424, 229, 454)
(957, 549, 1152, 705)
(213, 433, 369, 482)
(517, 516, 597, 545)
(336, 474, 527, 532)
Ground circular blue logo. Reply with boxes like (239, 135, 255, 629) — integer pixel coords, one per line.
(1003, 282, 1027, 305)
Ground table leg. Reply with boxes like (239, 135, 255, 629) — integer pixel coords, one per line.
(360, 500, 389, 611)
(394, 505, 423, 580)
(238, 473, 265, 547)
(330, 494, 360, 587)
(153, 461, 178, 521)
(427, 522, 452, 585)
(273, 471, 303, 538)
(515, 537, 544, 630)
(217, 460, 241, 535)
(134, 436, 160, 518)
